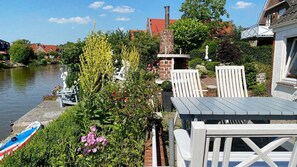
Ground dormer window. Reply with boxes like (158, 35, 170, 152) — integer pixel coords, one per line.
(266, 14, 272, 26)
(278, 8, 286, 19)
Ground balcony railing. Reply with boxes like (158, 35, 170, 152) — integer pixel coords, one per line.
(241, 24, 274, 39)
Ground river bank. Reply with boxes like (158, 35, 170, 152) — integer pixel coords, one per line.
(0, 65, 62, 140)
(1, 100, 68, 143)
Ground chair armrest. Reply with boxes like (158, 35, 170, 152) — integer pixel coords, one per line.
(174, 129, 191, 160)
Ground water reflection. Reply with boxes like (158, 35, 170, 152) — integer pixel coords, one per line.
(0, 65, 62, 141)
(11, 67, 35, 91)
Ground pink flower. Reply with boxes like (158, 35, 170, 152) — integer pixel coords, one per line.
(96, 136, 104, 143)
(81, 136, 87, 142)
(90, 125, 97, 132)
(102, 139, 108, 146)
(92, 147, 98, 153)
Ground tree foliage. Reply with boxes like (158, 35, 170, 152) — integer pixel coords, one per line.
(170, 19, 209, 53)
(128, 32, 159, 67)
(180, 0, 229, 22)
(9, 39, 34, 65)
(59, 40, 84, 86)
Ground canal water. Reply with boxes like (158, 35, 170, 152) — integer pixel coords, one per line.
(0, 65, 62, 141)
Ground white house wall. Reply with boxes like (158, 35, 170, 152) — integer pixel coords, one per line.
(272, 23, 297, 101)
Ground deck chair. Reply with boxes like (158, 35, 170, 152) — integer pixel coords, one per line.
(174, 121, 297, 167)
(114, 60, 130, 81)
(171, 69, 203, 125)
(215, 66, 248, 124)
(57, 80, 79, 107)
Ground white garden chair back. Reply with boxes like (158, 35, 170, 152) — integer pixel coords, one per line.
(174, 121, 297, 167)
(171, 69, 203, 124)
(215, 66, 248, 98)
(114, 60, 130, 81)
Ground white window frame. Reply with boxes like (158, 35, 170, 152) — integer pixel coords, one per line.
(266, 14, 272, 26)
(282, 38, 297, 83)
(278, 8, 286, 19)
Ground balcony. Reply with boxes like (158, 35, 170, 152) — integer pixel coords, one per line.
(241, 24, 274, 39)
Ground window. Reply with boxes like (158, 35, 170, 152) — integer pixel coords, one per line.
(266, 14, 272, 26)
(284, 38, 297, 80)
(278, 8, 286, 19)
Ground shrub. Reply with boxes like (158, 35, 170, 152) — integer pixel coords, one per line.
(1, 107, 82, 166)
(196, 65, 208, 76)
(189, 57, 203, 69)
(250, 83, 269, 96)
(161, 80, 172, 91)
(205, 61, 220, 72)
(244, 63, 257, 89)
(217, 40, 242, 64)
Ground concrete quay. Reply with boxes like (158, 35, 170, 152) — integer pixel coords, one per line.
(12, 100, 67, 133)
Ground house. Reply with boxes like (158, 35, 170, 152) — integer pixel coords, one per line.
(147, 18, 177, 36)
(31, 44, 58, 58)
(241, 0, 289, 46)
(271, 0, 297, 100)
(0, 39, 10, 55)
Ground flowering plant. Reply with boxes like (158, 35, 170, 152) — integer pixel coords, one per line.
(78, 125, 108, 155)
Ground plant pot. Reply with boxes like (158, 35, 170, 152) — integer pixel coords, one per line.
(161, 91, 173, 112)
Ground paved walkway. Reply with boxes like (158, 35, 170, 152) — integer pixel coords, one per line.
(201, 76, 216, 86)
(12, 100, 67, 133)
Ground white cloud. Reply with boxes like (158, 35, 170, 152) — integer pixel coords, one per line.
(48, 16, 91, 24)
(112, 6, 135, 13)
(99, 14, 106, 17)
(119, 27, 125, 31)
(103, 5, 113, 10)
(89, 1, 105, 9)
(233, 1, 253, 9)
(116, 17, 130, 21)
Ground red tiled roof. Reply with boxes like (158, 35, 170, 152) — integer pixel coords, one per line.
(148, 18, 177, 36)
(31, 44, 58, 54)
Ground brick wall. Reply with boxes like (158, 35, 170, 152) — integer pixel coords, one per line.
(159, 59, 172, 80)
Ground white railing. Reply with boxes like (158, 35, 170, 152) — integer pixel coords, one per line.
(174, 121, 297, 167)
(241, 24, 274, 39)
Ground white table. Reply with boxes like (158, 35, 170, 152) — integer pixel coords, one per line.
(171, 97, 297, 129)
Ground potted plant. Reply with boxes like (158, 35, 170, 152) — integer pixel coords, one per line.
(161, 80, 173, 112)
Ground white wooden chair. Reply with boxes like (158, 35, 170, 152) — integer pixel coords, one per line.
(215, 66, 248, 124)
(171, 69, 203, 125)
(215, 66, 248, 98)
(174, 121, 297, 167)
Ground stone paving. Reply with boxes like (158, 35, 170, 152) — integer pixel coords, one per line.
(12, 100, 68, 133)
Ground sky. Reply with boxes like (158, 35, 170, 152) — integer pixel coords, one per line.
(0, 0, 266, 45)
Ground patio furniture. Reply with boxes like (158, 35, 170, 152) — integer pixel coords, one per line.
(57, 81, 79, 107)
(114, 60, 130, 81)
(174, 121, 297, 167)
(171, 97, 297, 129)
(215, 66, 248, 124)
(170, 69, 203, 125)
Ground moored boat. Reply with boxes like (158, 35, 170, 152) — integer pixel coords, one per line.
(0, 121, 42, 160)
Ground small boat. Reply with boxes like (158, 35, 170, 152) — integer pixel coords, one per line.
(0, 121, 42, 160)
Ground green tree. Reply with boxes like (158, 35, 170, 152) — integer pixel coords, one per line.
(170, 19, 209, 53)
(9, 39, 34, 65)
(180, 0, 229, 22)
(128, 32, 159, 67)
(59, 40, 84, 86)
(217, 40, 242, 64)
(106, 29, 129, 55)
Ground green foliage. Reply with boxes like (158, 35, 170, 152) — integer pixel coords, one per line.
(49, 51, 59, 58)
(128, 31, 159, 67)
(1, 108, 82, 167)
(36, 51, 47, 60)
(205, 61, 220, 72)
(180, 0, 229, 22)
(189, 57, 203, 69)
(106, 29, 130, 55)
(60, 40, 84, 86)
(161, 80, 172, 91)
(244, 63, 257, 89)
(9, 39, 34, 65)
(235, 41, 272, 65)
(217, 40, 242, 64)
(250, 83, 269, 97)
(170, 19, 209, 53)
(0, 54, 3, 60)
